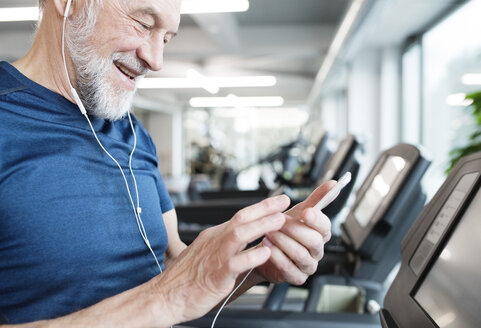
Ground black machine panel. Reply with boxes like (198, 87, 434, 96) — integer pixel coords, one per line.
(306, 132, 332, 184)
(319, 134, 362, 218)
(341, 144, 429, 251)
(319, 134, 359, 183)
(381, 152, 481, 328)
(414, 186, 481, 327)
(409, 172, 478, 275)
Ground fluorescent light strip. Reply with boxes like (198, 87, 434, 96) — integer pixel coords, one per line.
(181, 0, 249, 14)
(317, 0, 364, 85)
(189, 95, 284, 108)
(307, 0, 365, 106)
(461, 74, 481, 85)
(0, 1, 249, 22)
(186, 69, 219, 94)
(138, 76, 276, 89)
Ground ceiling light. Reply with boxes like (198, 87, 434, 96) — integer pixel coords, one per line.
(316, 0, 364, 84)
(189, 95, 284, 108)
(445, 93, 473, 107)
(0, 7, 39, 22)
(186, 69, 220, 94)
(209, 76, 277, 87)
(307, 0, 366, 106)
(181, 0, 249, 14)
(461, 74, 481, 85)
(138, 75, 276, 89)
(0, 0, 249, 22)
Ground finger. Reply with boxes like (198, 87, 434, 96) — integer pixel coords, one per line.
(266, 231, 319, 276)
(266, 242, 308, 286)
(228, 246, 271, 275)
(301, 208, 332, 242)
(302, 180, 338, 209)
(280, 216, 326, 259)
(225, 212, 286, 254)
(232, 195, 291, 224)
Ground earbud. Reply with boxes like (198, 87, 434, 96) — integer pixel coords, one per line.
(64, 0, 72, 17)
(70, 87, 86, 115)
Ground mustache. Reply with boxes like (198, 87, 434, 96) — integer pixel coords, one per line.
(112, 53, 150, 77)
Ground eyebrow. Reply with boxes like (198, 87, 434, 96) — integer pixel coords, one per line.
(131, 6, 178, 37)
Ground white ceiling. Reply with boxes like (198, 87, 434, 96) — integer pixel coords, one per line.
(0, 0, 351, 110)
(310, 0, 464, 101)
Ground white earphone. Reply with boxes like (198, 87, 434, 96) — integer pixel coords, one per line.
(61, 0, 162, 274)
(61, 3, 252, 326)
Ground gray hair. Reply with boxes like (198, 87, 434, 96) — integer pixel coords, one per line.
(38, 1, 104, 12)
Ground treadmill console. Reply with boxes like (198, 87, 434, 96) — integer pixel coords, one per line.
(319, 134, 358, 183)
(341, 144, 430, 252)
(381, 152, 481, 328)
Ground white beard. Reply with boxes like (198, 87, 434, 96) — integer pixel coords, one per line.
(65, 4, 147, 121)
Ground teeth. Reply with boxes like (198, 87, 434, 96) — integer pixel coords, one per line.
(116, 63, 135, 79)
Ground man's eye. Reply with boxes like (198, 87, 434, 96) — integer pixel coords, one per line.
(136, 20, 152, 30)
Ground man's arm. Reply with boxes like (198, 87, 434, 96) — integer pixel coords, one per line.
(159, 181, 337, 308)
(162, 209, 187, 268)
(0, 281, 174, 328)
(1, 196, 291, 327)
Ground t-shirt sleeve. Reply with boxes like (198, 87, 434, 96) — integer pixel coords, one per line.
(139, 121, 175, 214)
(156, 171, 175, 213)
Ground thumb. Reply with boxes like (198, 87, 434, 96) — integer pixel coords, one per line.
(302, 180, 338, 209)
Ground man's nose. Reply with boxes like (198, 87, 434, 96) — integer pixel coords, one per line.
(137, 37, 164, 72)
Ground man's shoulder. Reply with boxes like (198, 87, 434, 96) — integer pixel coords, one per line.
(0, 62, 27, 96)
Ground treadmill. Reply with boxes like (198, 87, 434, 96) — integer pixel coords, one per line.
(282, 131, 332, 188)
(176, 135, 362, 244)
(263, 143, 431, 311)
(195, 133, 332, 201)
(284, 134, 363, 219)
(183, 143, 431, 328)
(176, 133, 335, 244)
(381, 151, 481, 328)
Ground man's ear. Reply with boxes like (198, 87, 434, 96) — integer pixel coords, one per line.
(52, 0, 73, 17)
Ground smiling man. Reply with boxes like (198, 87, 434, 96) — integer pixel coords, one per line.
(0, 0, 335, 327)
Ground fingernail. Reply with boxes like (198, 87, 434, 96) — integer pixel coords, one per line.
(263, 237, 273, 248)
(275, 194, 287, 204)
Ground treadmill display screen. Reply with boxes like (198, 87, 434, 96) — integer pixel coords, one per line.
(414, 189, 481, 328)
(354, 156, 406, 227)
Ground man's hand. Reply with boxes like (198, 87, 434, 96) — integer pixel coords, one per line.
(151, 195, 291, 325)
(255, 181, 337, 285)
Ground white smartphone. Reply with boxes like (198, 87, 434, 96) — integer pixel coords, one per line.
(313, 171, 352, 211)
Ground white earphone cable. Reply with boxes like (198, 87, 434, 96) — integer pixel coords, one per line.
(60, 5, 259, 328)
(62, 10, 162, 274)
(211, 268, 254, 328)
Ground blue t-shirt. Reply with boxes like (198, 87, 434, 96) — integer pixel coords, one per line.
(0, 62, 174, 324)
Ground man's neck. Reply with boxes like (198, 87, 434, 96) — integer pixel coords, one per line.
(12, 7, 76, 104)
